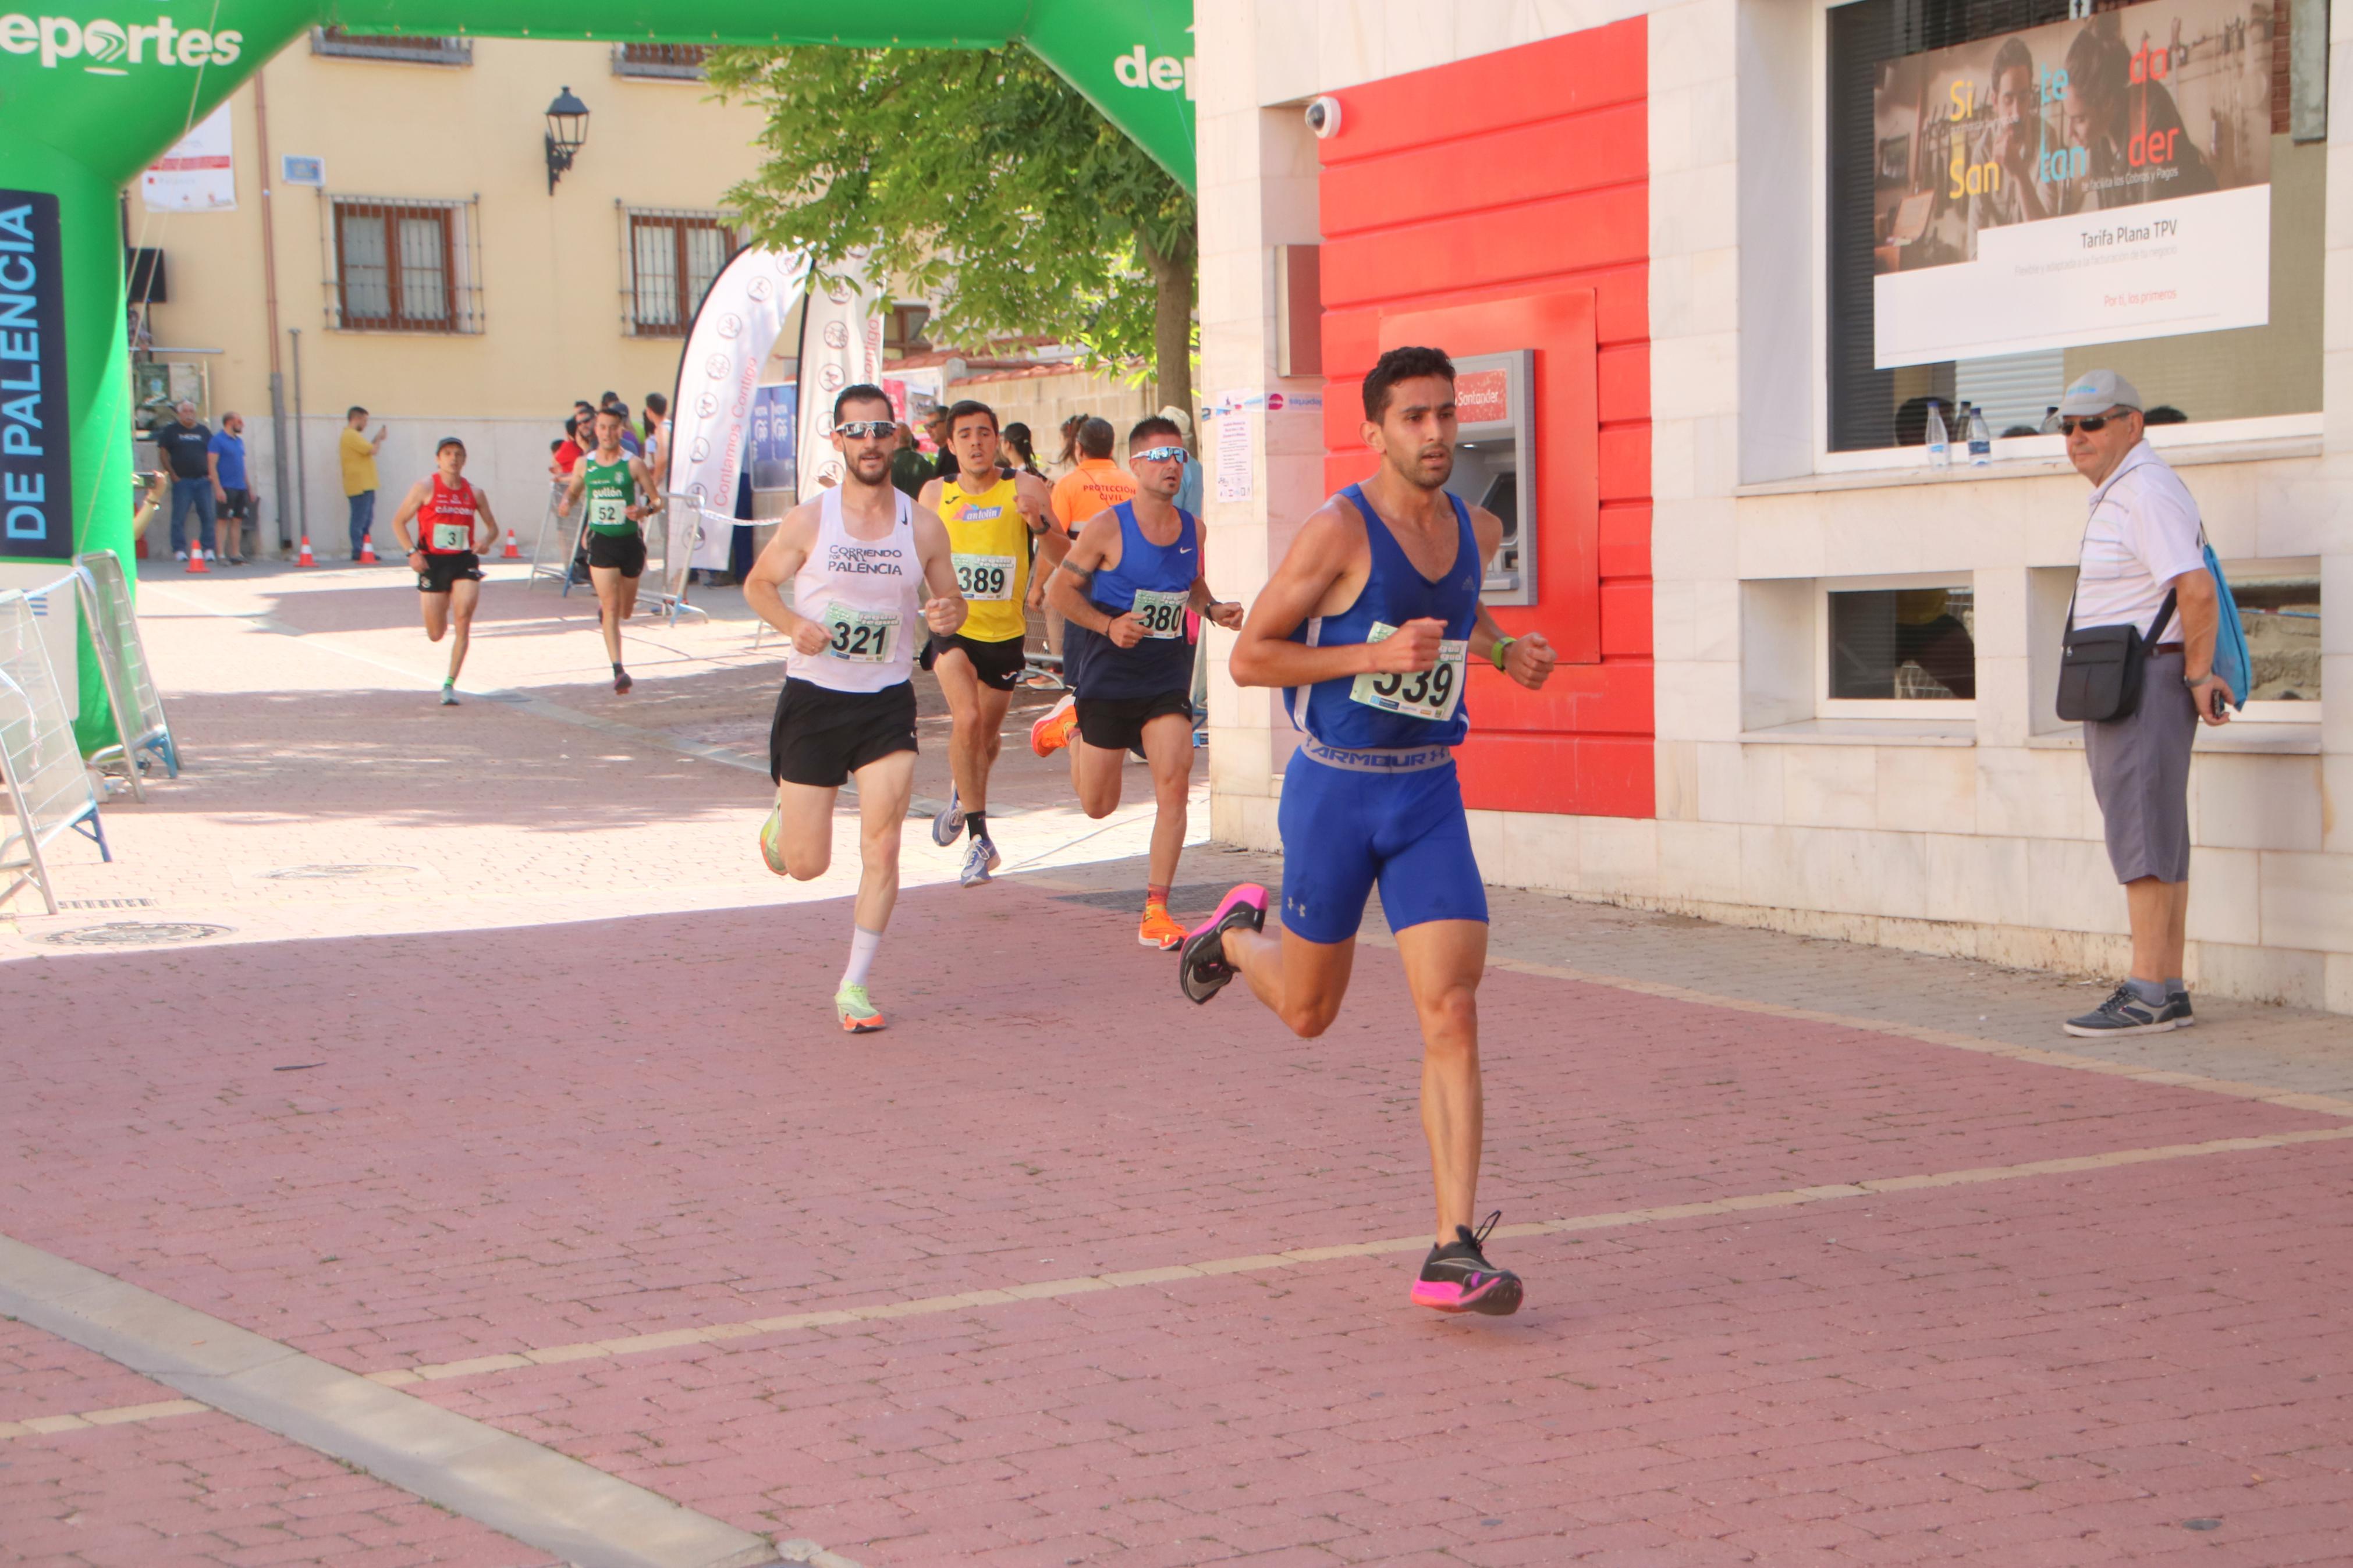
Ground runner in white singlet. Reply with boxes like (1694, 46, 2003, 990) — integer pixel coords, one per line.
(743, 383, 967, 1034)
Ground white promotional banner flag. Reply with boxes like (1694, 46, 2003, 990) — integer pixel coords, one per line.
(668, 245, 808, 570)
(141, 105, 236, 212)
(794, 256, 888, 502)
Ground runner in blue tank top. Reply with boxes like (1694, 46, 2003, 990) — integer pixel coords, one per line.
(1179, 346, 1559, 1318)
(1035, 415, 1245, 950)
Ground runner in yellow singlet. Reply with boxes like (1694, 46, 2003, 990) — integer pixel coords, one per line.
(915, 399, 1053, 886)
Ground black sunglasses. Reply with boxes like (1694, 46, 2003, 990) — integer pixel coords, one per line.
(833, 420, 897, 440)
(2059, 411, 2131, 435)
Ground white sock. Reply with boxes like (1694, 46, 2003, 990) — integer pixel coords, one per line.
(840, 925, 882, 991)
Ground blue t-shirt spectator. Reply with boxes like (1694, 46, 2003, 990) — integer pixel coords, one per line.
(209, 429, 248, 490)
(1176, 451, 1204, 516)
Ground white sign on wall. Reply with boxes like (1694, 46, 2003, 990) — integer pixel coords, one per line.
(141, 105, 236, 212)
(1868, 0, 2273, 367)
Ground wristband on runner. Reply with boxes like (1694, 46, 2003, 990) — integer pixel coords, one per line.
(1489, 635, 1517, 673)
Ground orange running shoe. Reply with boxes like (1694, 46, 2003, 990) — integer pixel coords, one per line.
(834, 983, 885, 1034)
(1030, 694, 1078, 757)
(1138, 905, 1186, 950)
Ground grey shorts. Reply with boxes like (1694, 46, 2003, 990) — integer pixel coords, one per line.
(2084, 650, 2196, 884)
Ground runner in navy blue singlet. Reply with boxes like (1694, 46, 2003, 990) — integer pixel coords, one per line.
(1178, 346, 1560, 1317)
(1037, 416, 1244, 949)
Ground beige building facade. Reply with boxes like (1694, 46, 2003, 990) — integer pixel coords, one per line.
(127, 31, 768, 553)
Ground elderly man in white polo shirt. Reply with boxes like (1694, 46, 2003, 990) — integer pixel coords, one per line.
(2060, 370, 2232, 1039)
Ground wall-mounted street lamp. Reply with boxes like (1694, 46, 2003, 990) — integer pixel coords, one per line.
(544, 86, 590, 194)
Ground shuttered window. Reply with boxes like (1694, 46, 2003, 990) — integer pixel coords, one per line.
(627, 212, 733, 336)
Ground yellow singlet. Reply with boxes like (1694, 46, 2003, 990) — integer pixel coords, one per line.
(937, 473, 1031, 643)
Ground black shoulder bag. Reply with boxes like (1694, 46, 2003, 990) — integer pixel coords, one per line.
(2056, 584, 2176, 723)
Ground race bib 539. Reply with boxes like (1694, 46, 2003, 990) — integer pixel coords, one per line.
(1349, 621, 1468, 724)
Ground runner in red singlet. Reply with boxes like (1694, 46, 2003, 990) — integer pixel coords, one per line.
(390, 437, 499, 706)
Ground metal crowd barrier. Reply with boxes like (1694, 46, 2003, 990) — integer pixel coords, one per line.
(74, 549, 180, 799)
(643, 496, 707, 628)
(528, 479, 585, 592)
(0, 585, 111, 912)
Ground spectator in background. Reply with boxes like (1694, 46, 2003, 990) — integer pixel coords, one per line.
(608, 403, 642, 456)
(210, 410, 254, 565)
(889, 422, 932, 499)
(642, 391, 670, 477)
(153, 400, 218, 568)
(1031, 416, 1138, 688)
(925, 407, 959, 483)
(1048, 416, 1137, 539)
(340, 406, 388, 561)
(1002, 422, 1045, 479)
(551, 415, 585, 478)
(1160, 405, 1205, 516)
(2057, 370, 2230, 1039)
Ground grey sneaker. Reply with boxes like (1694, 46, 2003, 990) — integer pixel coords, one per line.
(931, 788, 963, 847)
(2162, 990, 2194, 1028)
(958, 835, 999, 887)
(2063, 983, 2179, 1038)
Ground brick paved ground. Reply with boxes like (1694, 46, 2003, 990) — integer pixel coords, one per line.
(3, 562, 2350, 1565)
(0, 1318, 556, 1567)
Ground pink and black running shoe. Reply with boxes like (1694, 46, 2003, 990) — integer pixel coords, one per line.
(1179, 884, 1268, 1004)
(1411, 1211, 1523, 1316)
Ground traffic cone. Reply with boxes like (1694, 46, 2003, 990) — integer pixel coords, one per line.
(296, 534, 317, 567)
(360, 536, 378, 564)
(501, 528, 521, 560)
(186, 549, 209, 574)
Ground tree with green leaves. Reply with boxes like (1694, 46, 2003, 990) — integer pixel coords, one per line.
(709, 43, 1197, 423)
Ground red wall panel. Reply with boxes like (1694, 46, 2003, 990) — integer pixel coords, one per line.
(1314, 18, 1653, 819)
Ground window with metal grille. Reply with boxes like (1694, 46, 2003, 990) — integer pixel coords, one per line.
(613, 42, 710, 79)
(627, 211, 733, 336)
(311, 27, 471, 65)
(329, 198, 480, 334)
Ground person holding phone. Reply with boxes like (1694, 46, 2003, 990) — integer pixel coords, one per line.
(2056, 369, 2231, 1040)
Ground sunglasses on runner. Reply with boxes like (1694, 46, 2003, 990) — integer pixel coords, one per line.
(833, 420, 897, 440)
(2059, 413, 2128, 435)
(1133, 445, 1187, 464)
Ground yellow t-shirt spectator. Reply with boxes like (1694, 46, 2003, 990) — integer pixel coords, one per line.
(339, 426, 379, 496)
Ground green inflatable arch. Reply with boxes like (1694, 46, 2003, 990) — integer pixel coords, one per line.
(0, 0, 1195, 739)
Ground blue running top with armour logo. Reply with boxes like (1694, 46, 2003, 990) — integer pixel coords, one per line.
(1284, 483, 1482, 751)
(1066, 500, 1199, 700)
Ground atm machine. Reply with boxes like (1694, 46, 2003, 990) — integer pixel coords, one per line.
(1441, 349, 1535, 606)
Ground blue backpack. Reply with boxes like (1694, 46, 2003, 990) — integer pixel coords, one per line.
(2200, 536, 2251, 710)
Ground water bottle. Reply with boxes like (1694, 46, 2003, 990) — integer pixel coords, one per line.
(1925, 400, 1951, 469)
(1966, 403, 1992, 465)
(2039, 405, 2061, 435)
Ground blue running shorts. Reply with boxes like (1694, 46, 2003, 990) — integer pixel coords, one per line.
(1276, 745, 1488, 944)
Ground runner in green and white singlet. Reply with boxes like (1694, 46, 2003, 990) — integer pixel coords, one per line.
(560, 407, 663, 692)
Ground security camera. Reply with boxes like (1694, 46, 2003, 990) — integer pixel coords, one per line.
(1305, 96, 1342, 140)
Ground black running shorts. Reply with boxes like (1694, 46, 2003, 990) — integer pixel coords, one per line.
(416, 551, 483, 594)
(587, 531, 647, 578)
(769, 678, 919, 787)
(1075, 689, 1194, 753)
(921, 632, 1026, 692)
